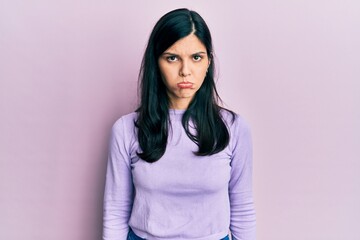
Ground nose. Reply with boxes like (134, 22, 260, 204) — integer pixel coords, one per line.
(179, 60, 191, 77)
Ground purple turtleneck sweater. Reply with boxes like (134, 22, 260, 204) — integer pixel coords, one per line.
(103, 109, 256, 240)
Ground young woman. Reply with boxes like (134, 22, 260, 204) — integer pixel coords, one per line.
(103, 8, 256, 240)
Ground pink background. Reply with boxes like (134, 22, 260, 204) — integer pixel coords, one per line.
(1, 1, 359, 239)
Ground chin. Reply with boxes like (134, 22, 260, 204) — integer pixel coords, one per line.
(178, 93, 195, 98)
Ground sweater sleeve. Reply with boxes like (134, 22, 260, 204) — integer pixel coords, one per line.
(103, 118, 134, 240)
(229, 116, 256, 240)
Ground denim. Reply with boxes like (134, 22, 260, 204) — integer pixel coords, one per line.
(127, 228, 229, 240)
(221, 235, 230, 240)
(127, 228, 145, 240)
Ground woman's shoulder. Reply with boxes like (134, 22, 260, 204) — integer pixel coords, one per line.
(112, 111, 138, 131)
(220, 108, 251, 137)
(220, 108, 249, 125)
(220, 109, 252, 152)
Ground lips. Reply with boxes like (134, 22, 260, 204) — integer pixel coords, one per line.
(177, 82, 193, 89)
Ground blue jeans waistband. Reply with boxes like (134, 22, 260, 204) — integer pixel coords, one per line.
(127, 228, 230, 240)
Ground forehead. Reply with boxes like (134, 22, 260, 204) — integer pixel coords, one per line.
(165, 34, 207, 54)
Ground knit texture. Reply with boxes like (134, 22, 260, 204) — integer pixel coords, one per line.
(103, 109, 256, 240)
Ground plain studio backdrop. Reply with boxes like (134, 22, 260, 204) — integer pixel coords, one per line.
(0, 0, 359, 239)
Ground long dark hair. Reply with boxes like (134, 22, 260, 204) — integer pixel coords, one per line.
(135, 8, 234, 163)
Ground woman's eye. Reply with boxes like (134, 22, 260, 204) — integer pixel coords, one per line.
(193, 55, 202, 61)
(167, 56, 178, 62)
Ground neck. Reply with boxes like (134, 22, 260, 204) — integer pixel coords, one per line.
(169, 99, 191, 110)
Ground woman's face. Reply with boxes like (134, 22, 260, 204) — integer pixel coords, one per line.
(158, 34, 210, 110)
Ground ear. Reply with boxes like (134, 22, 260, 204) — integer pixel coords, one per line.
(206, 59, 211, 73)
(208, 52, 213, 66)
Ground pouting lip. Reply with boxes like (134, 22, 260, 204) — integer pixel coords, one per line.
(177, 82, 193, 89)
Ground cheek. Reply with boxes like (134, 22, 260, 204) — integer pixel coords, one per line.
(159, 65, 176, 79)
(158, 65, 168, 82)
(196, 66, 207, 79)
(159, 67, 178, 88)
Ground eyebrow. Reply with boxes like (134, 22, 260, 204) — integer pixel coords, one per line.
(162, 51, 207, 56)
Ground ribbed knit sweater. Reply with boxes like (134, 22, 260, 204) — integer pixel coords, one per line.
(103, 109, 256, 240)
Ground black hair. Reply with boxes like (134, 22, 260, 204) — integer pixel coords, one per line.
(135, 8, 234, 162)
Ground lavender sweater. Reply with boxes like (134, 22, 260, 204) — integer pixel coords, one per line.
(103, 109, 256, 240)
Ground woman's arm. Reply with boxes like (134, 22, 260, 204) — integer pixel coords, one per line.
(103, 118, 134, 240)
(229, 116, 256, 240)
